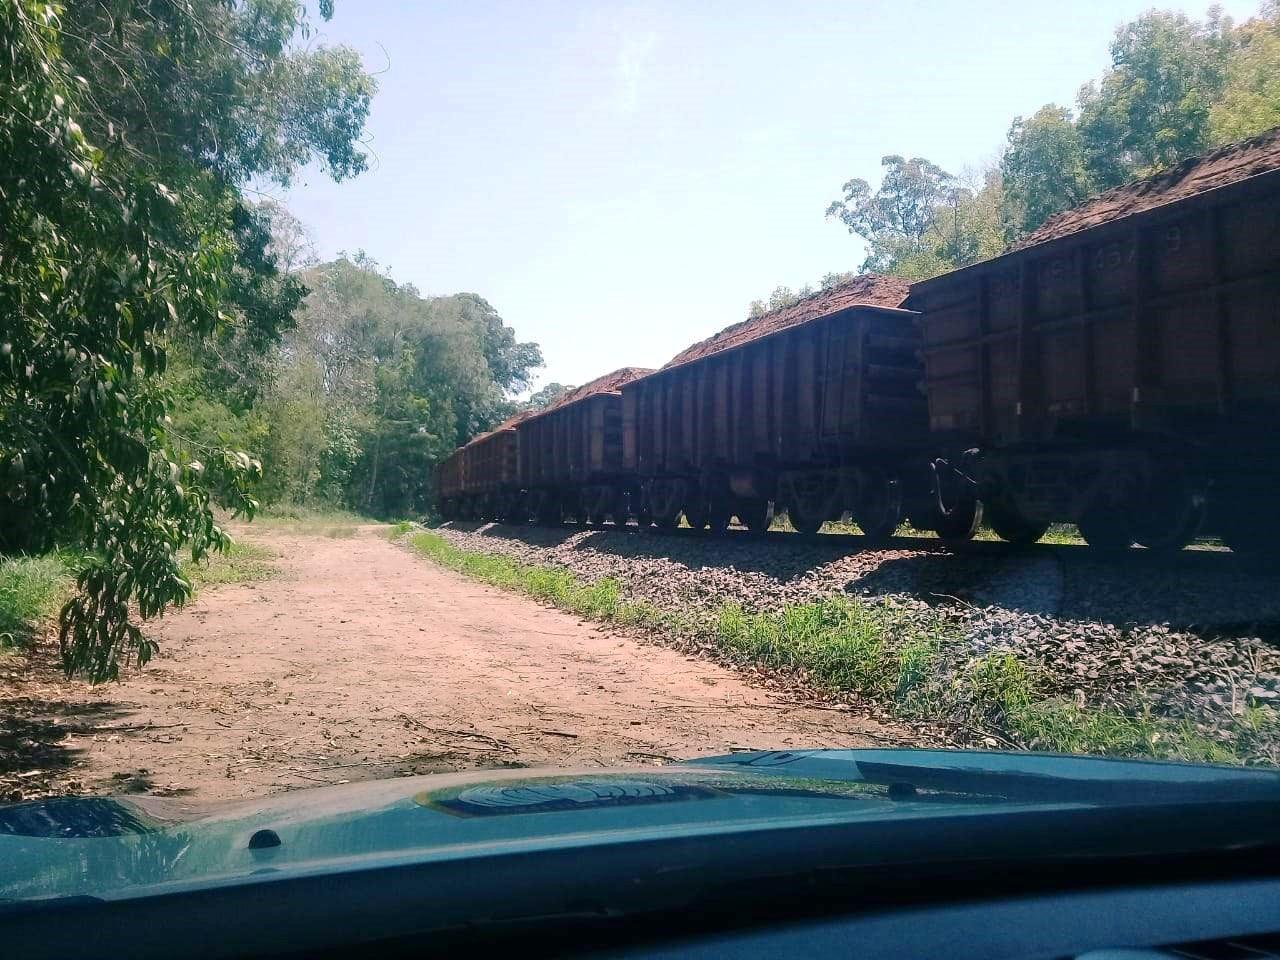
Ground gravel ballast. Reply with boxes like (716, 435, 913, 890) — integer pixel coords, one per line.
(429, 523, 1280, 758)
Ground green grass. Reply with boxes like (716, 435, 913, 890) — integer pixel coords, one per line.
(251, 503, 374, 538)
(182, 540, 278, 591)
(405, 530, 670, 628)
(0, 540, 274, 654)
(401, 529, 1277, 765)
(0, 554, 75, 649)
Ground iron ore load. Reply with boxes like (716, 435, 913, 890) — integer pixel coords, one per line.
(437, 125, 1280, 556)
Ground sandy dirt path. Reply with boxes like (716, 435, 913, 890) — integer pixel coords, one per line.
(2, 526, 902, 803)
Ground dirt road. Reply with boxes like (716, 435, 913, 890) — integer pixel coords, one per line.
(2, 526, 900, 803)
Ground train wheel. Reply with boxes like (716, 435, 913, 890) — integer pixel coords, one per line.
(707, 498, 732, 534)
(787, 475, 834, 535)
(647, 479, 685, 532)
(737, 499, 774, 534)
(786, 502, 824, 535)
(1077, 505, 1134, 553)
(1215, 475, 1280, 559)
(535, 494, 562, 527)
(498, 498, 521, 525)
(931, 497, 982, 543)
(652, 510, 680, 531)
(683, 498, 709, 531)
(601, 488, 626, 525)
(984, 500, 1048, 546)
(1132, 475, 1204, 554)
(1220, 520, 1276, 559)
(851, 471, 901, 544)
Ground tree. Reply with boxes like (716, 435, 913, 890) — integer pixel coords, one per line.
(820, 271, 857, 290)
(825, 156, 1005, 281)
(826, 155, 959, 273)
(262, 200, 319, 274)
(1210, 7, 1280, 143)
(527, 382, 573, 409)
(1001, 105, 1095, 235)
(1076, 9, 1236, 188)
(255, 257, 542, 517)
(923, 168, 1007, 268)
(0, 1, 375, 680)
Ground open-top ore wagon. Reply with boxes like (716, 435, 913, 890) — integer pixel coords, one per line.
(909, 128, 1280, 554)
(621, 276, 954, 538)
(436, 412, 526, 521)
(435, 449, 466, 520)
(517, 368, 654, 524)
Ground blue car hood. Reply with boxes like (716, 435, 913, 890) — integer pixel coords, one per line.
(3, 748, 1277, 904)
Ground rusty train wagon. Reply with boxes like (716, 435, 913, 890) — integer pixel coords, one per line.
(517, 368, 654, 524)
(621, 276, 946, 538)
(463, 417, 524, 521)
(436, 449, 465, 520)
(437, 412, 525, 521)
(909, 129, 1280, 554)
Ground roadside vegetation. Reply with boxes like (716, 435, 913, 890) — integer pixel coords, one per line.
(0, 2, 537, 680)
(1, 541, 276, 659)
(251, 505, 375, 539)
(182, 542, 279, 593)
(0, 555, 75, 651)
(402, 529, 1276, 765)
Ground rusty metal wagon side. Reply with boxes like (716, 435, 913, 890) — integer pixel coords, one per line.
(909, 127, 1280, 554)
(516, 368, 654, 525)
(622, 275, 944, 538)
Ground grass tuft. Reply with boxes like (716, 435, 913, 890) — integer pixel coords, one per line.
(406, 531, 674, 630)
(182, 540, 278, 592)
(0, 540, 274, 655)
(252, 503, 372, 537)
(0, 554, 75, 649)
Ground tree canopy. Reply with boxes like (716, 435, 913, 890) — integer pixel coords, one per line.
(1000, 105, 1095, 237)
(817, 1, 1280, 288)
(226, 256, 543, 518)
(1, 0, 375, 679)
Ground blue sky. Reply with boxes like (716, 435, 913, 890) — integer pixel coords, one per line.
(280, 0, 1261, 390)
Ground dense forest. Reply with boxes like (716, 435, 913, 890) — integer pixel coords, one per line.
(171, 238, 542, 521)
(4, 0, 1280, 680)
(749, 1, 1280, 315)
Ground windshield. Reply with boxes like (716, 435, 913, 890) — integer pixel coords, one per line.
(2, 0, 1279, 904)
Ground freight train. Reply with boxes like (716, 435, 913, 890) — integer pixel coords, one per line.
(437, 127, 1280, 556)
